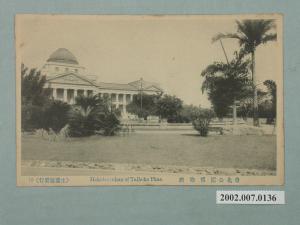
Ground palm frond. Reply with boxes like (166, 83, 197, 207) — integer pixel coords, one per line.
(262, 33, 277, 43)
(235, 19, 277, 50)
(212, 32, 242, 43)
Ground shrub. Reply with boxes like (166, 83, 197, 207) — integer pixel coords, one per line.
(98, 113, 121, 136)
(68, 106, 98, 137)
(192, 109, 214, 137)
(68, 95, 121, 137)
(42, 100, 70, 133)
(22, 103, 45, 131)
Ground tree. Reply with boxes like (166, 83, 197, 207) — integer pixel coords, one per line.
(155, 94, 183, 122)
(68, 95, 120, 137)
(178, 105, 201, 123)
(237, 88, 267, 120)
(213, 19, 277, 126)
(21, 64, 51, 131)
(42, 100, 71, 133)
(126, 94, 159, 120)
(201, 51, 251, 119)
(263, 79, 277, 123)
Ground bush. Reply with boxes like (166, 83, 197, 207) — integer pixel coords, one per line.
(68, 106, 98, 137)
(43, 100, 70, 133)
(68, 95, 121, 137)
(21, 103, 45, 131)
(192, 109, 214, 137)
(98, 113, 121, 136)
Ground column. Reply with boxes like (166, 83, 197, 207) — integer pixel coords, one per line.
(108, 93, 112, 110)
(123, 94, 126, 114)
(130, 94, 133, 102)
(73, 89, 77, 104)
(63, 89, 67, 102)
(83, 89, 87, 96)
(53, 88, 57, 99)
(116, 93, 119, 109)
(74, 89, 78, 98)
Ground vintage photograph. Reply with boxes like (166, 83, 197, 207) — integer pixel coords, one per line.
(16, 14, 284, 186)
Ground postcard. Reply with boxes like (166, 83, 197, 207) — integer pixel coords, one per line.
(16, 14, 284, 186)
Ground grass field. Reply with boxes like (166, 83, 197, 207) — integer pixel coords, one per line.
(21, 133, 276, 171)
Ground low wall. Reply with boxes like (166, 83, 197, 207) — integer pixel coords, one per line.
(122, 119, 246, 131)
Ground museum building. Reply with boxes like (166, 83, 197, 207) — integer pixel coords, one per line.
(42, 48, 163, 116)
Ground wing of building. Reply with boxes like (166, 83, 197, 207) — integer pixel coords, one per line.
(41, 48, 163, 116)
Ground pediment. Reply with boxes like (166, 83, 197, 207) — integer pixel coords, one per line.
(47, 74, 94, 86)
(145, 85, 162, 92)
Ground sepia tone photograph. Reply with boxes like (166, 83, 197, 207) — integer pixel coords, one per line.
(16, 14, 284, 186)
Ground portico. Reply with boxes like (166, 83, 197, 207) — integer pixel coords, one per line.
(48, 81, 139, 115)
(51, 87, 94, 104)
(42, 48, 163, 117)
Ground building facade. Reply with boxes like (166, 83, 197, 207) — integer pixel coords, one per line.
(42, 48, 163, 116)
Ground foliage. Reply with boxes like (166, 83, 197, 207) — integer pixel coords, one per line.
(126, 93, 160, 120)
(68, 95, 120, 137)
(21, 64, 51, 131)
(173, 105, 198, 123)
(22, 102, 45, 131)
(213, 19, 277, 55)
(237, 88, 267, 119)
(213, 19, 277, 126)
(192, 109, 215, 137)
(42, 100, 71, 133)
(201, 51, 251, 119)
(263, 80, 277, 123)
(97, 113, 121, 136)
(155, 94, 183, 122)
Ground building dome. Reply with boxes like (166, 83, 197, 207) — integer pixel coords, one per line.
(47, 48, 79, 65)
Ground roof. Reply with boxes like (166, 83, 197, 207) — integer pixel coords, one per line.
(98, 79, 163, 92)
(47, 73, 163, 93)
(46, 73, 97, 86)
(97, 82, 139, 91)
(128, 78, 163, 91)
(47, 48, 79, 65)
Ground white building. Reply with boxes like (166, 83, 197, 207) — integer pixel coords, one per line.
(42, 48, 163, 116)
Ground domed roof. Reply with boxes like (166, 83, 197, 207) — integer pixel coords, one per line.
(47, 48, 79, 65)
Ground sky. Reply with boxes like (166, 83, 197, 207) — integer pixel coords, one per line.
(16, 15, 282, 107)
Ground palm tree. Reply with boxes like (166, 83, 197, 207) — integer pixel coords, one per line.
(213, 19, 277, 126)
(68, 95, 120, 137)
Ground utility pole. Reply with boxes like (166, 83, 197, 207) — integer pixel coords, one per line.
(219, 40, 237, 125)
(140, 78, 143, 119)
(220, 39, 229, 64)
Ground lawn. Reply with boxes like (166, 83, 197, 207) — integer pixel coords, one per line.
(21, 133, 276, 171)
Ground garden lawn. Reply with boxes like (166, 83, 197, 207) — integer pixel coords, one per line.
(21, 133, 276, 171)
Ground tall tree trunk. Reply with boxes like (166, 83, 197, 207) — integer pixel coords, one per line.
(252, 51, 259, 126)
(233, 97, 237, 125)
